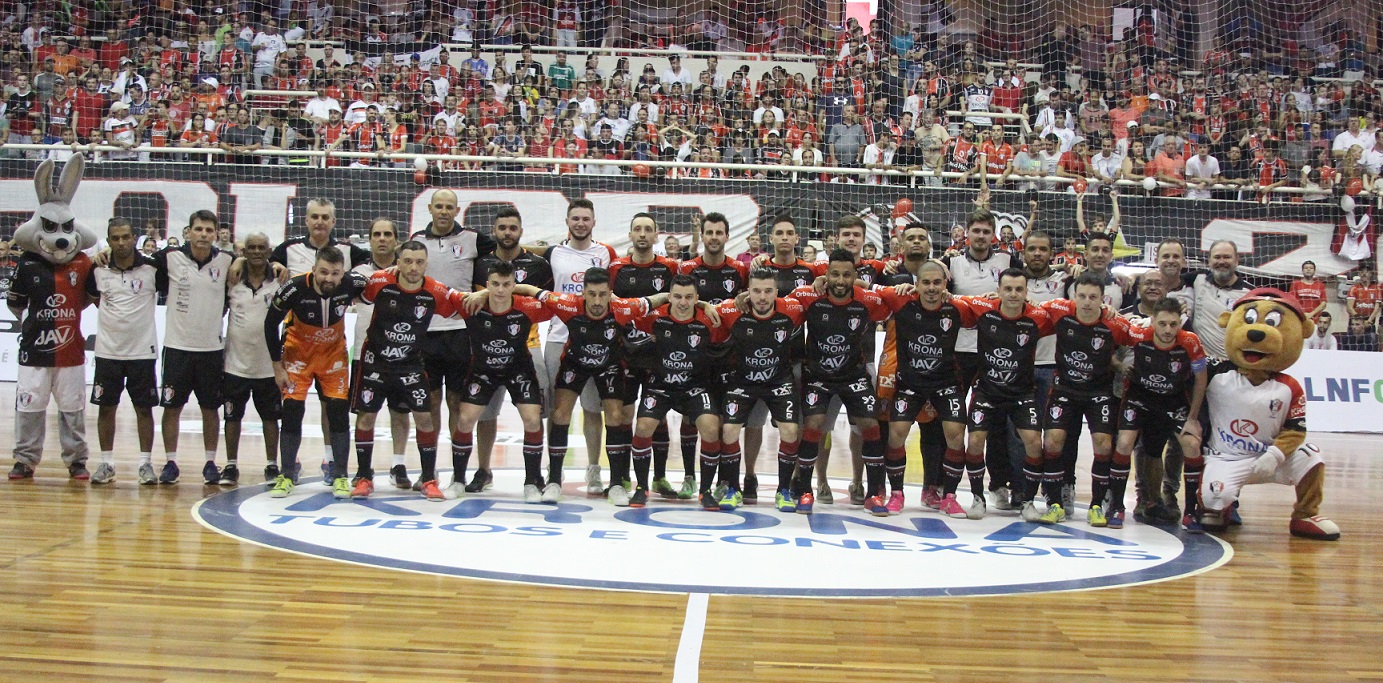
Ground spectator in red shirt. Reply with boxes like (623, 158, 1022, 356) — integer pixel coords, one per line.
(1347, 270, 1382, 329)
(1056, 138, 1092, 181)
(1289, 260, 1328, 319)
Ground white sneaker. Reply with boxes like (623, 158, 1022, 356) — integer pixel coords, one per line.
(991, 485, 1013, 511)
(585, 463, 603, 496)
(524, 484, 542, 503)
(443, 481, 466, 500)
(607, 483, 630, 507)
(90, 462, 116, 485)
(137, 463, 157, 485)
(966, 493, 987, 520)
(1021, 500, 1044, 523)
(541, 482, 562, 503)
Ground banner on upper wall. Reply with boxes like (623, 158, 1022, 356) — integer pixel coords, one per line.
(0, 160, 1371, 281)
(1291, 350, 1383, 434)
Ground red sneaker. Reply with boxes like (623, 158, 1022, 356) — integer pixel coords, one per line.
(864, 495, 889, 517)
(420, 480, 445, 501)
(921, 487, 942, 509)
(350, 477, 374, 499)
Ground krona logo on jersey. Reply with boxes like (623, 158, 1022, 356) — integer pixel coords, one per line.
(196, 471, 1230, 597)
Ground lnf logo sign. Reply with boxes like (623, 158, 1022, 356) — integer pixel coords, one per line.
(195, 471, 1230, 597)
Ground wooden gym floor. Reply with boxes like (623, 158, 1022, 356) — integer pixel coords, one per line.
(0, 383, 1380, 682)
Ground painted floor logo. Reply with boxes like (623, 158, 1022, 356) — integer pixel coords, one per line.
(194, 470, 1231, 597)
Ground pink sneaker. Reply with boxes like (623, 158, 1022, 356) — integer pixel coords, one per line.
(938, 493, 969, 519)
(921, 487, 942, 509)
(885, 491, 905, 515)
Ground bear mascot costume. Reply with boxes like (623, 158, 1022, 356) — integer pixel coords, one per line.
(7, 155, 100, 479)
(1197, 287, 1340, 540)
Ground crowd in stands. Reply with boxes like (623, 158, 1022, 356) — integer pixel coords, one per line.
(1, 3, 1383, 193)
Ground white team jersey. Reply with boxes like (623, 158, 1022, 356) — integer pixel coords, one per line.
(351, 260, 388, 358)
(157, 246, 233, 352)
(964, 85, 993, 126)
(1165, 281, 1196, 324)
(1207, 370, 1307, 461)
(271, 235, 366, 277)
(543, 240, 617, 344)
(225, 277, 279, 379)
(1025, 269, 1069, 365)
(89, 258, 159, 360)
(945, 249, 1015, 353)
(1188, 272, 1253, 360)
(410, 222, 495, 332)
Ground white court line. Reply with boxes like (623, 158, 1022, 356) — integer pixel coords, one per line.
(672, 593, 710, 683)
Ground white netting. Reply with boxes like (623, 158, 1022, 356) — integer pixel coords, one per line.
(2, 2, 1380, 279)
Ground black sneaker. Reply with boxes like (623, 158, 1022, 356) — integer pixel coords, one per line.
(629, 487, 648, 508)
(68, 463, 90, 480)
(287, 462, 301, 485)
(218, 463, 240, 486)
(742, 474, 758, 504)
(201, 461, 220, 485)
(264, 463, 280, 484)
(8, 462, 34, 480)
(390, 465, 412, 489)
(464, 469, 493, 493)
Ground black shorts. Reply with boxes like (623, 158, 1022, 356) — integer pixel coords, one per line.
(619, 366, 652, 405)
(91, 358, 158, 408)
(1118, 391, 1190, 433)
(553, 360, 625, 401)
(222, 373, 282, 421)
(723, 381, 798, 425)
(462, 369, 543, 406)
(802, 371, 877, 419)
(1045, 389, 1118, 435)
(422, 328, 471, 392)
(637, 385, 718, 421)
(350, 361, 414, 413)
(890, 384, 965, 424)
(160, 348, 224, 408)
(968, 388, 1039, 432)
(353, 365, 431, 414)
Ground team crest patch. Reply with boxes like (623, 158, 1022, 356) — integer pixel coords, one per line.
(652, 277, 664, 290)
(335, 304, 347, 318)
(18, 392, 33, 408)
(163, 387, 175, 402)
(643, 396, 655, 409)
(604, 328, 616, 340)
(468, 383, 481, 396)
(1050, 405, 1062, 419)
(515, 269, 527, 281)
(68, 271, 78, 287)
(1124, 409, 1136, 421)
(194, 471, 1230, 597)
(940, 318, 952, 332)
(130, 279, 143, 292)
(724, 280, 736, 293)
(508, 323, 520, 336)
(687, 334, 701, 348)
(415, 305, 429, 319)
(1269, 399, 1283, 416)
(848, 318, 860, 330)
(1017, 333, 1029, 346)
(208, 267, 221, 281)
(1169, 361, 1181, 374)
(361, 390, 374, 404)
(775, 330, 786, 343)
(1091, 337, 1105, 350)
(726, 403, 739, 416)
(92, 385, 103, 399)
(563, 371, 576, 383)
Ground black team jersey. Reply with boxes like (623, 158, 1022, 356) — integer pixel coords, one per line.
(1124, 326, 1207, 400)
(609, 254, 679, 298)
(632, 305, 729, 389)
(714, 298, 806, 385)
(541, 292, 648, 371)
(679, 256, 748, 304)
(477, 250, 554, 349)
(8, 252, 92, 368)
(358, 271, 467, 371)
(1041, 299, 1138, 397)
(790, 284, 891, 380)
(763, 257, 824, 297)
(458, 295, 554, 374)
(958, 296, 1056, 399)
(877, 288, 980, 390)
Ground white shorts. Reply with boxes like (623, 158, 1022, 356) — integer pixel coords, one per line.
(482, 346, 549, 420)
(543, 340, 602, 414)
(1201, 444, 1323, 512)
(15, 365, 86, 413)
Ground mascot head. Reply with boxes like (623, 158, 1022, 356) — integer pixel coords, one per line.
(1217, 288, 1312, 374)
(13, 155, 99, 264)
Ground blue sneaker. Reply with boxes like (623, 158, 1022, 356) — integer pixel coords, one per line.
(159, 461, 180, 485)
(1226, 501, 1242, 526)
(719, 487, 743, 511)
(287, 461, 302, 485)
(1182, 513, 1204, 535)
(202, 461, 220, 485)
(795, 491, 815, 515)
(321, 460, 333, 483)
(774, 489, 796, 513)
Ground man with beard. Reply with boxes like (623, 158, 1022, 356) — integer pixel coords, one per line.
(718, 269, 806, 512)
(468, 208, 553, 492)
(535, 199, 618, 495)
(790, 250, 892, 515)
(610, 214, 684, 500)
(1183, 240, 1254, 364)
(263, 248, 368, 499)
